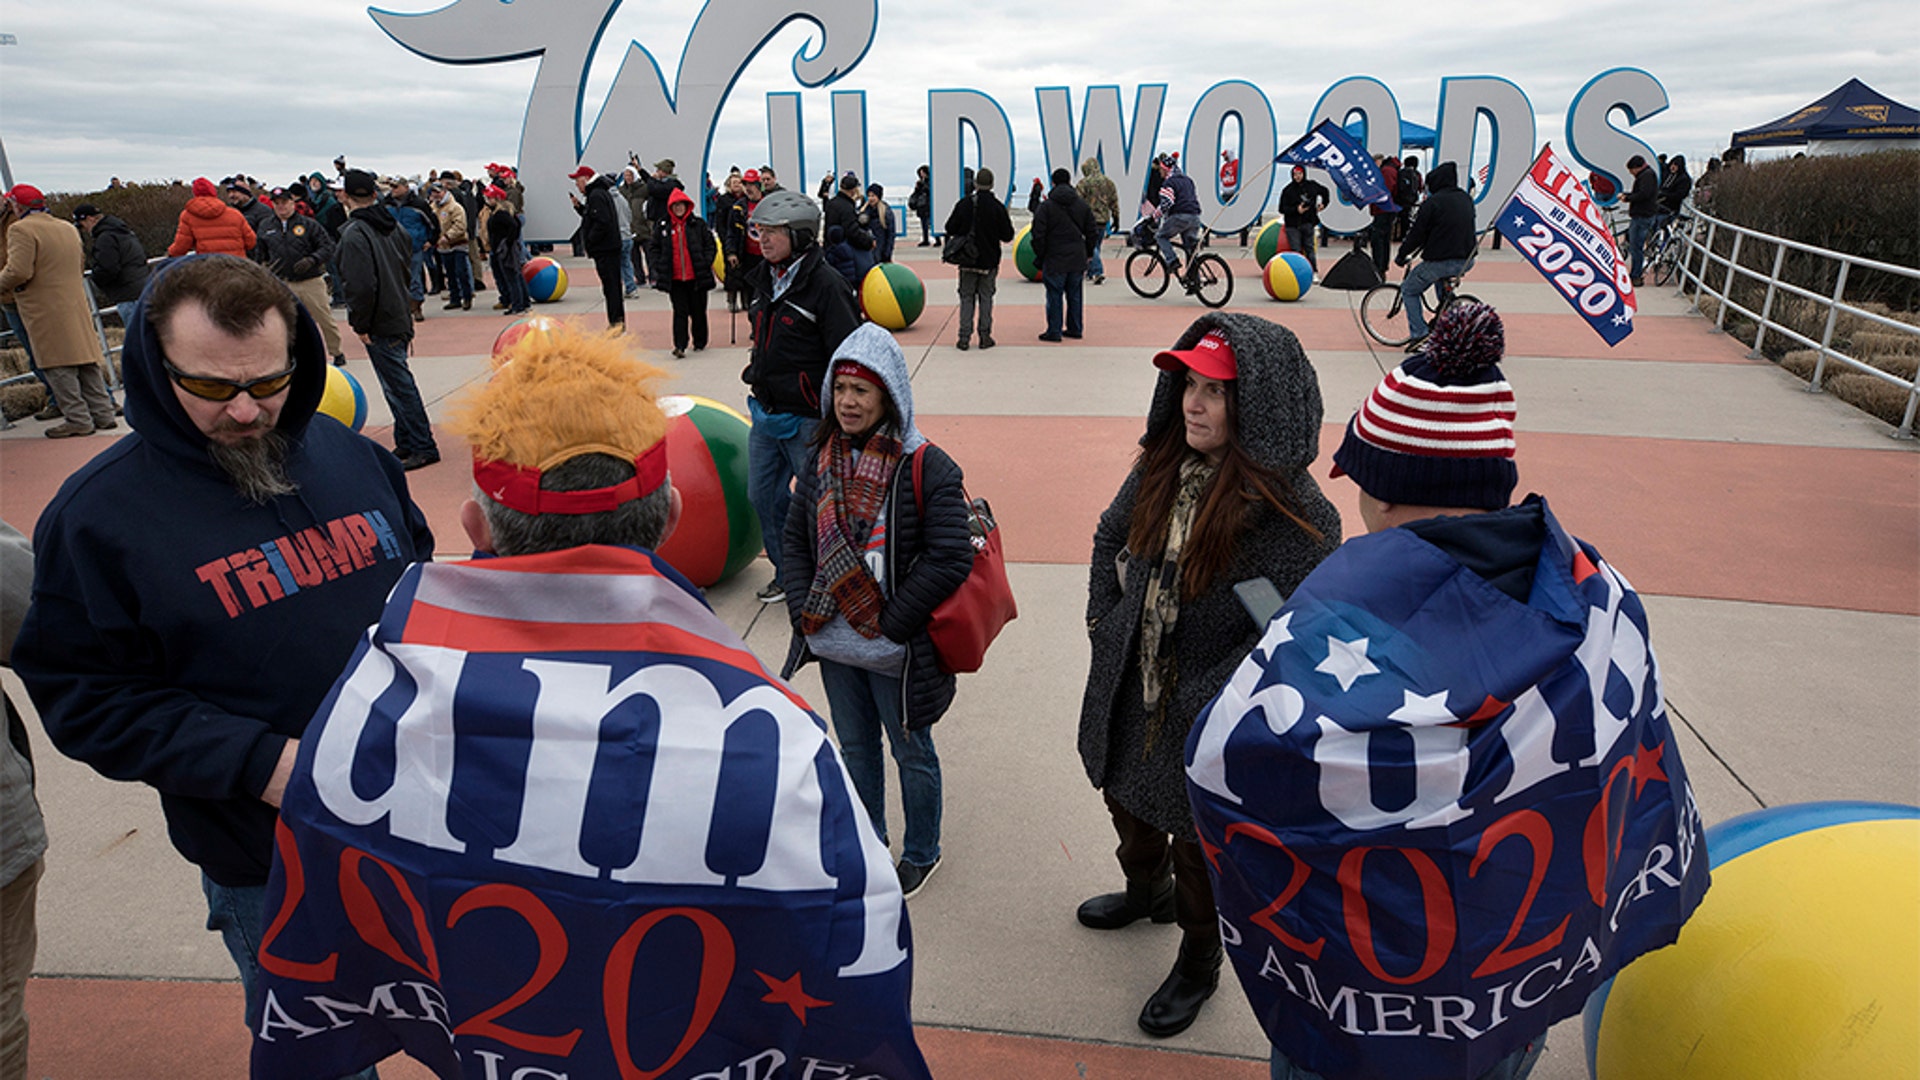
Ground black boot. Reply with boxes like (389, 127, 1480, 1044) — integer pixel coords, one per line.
(1076, 877, 1176, 930)
(1137, 933, 1222, 1038)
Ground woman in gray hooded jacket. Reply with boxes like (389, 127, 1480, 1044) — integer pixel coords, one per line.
(1078, 312, 1343, 1038)
(781, 323, 974, 901)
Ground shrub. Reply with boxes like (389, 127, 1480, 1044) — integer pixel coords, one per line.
(46, 182, 192, 262)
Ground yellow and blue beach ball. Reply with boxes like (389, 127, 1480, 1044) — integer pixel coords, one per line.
(317, 365, 367, 431)
(1262, 251, 1314, 302)
(1584, 801, 1920, 1079)
(1254, 219, 1291, 267)
(522, 256, 569, 303)
(1012, 224, 1040, 282)
(860, 263, 926, 331)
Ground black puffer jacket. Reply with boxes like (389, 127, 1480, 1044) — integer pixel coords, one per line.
(742, 245, 860, 416)
(1397, 161, 1475, 264)
(574, 175, 624, 256)
(780, 324, 973, 731)
(1031, 182, 1098, 276)
(86, 215, 150, 305)
(1079, 312, 1343, 834)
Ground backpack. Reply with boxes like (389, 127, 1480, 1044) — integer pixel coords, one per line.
(940, 194, 980, 266)
(1395, 168, 1421, 210)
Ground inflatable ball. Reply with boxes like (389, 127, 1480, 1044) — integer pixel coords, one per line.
(1262, 251, 1315, 302)
(1254, 219, 1291, 267)
(860, 263, 926, 330)
(653, 395, 761, 587)
(1011, 225, 1040, 282)
(317, 366, 368, 431)
(522, 256, 569, 303)
(491, 315, 561, 359)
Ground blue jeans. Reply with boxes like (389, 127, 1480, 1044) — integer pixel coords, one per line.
(1401, 257, 1469, 340)
(1157, 213, 1201, 269)
(406, 248, 427, 302)
(619, 242, 638, 294)
(492, 249, 529, 313)
(1087, 224, 1107, 279)
(441, 249, 472, 306)
(364, 334, 437, 459)
(817, 660, 942, 867)
(1042, 270, 1084, 337)
(204, 876, 380, 1079)
(1271, 1038, 1541, 1080)
(1284, 224, 1317, 271)
(1628, 216, 1653, 280)
(747, 407, 818, 575)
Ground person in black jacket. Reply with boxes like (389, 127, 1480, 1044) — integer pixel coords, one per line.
(908, 165, 933, 246)
(73, 204, 148, 328)
(1031, 167, 1100, 342)
(823, 173, 873, 256)
(743, 190, 861, 602)
(1624, 154, 1659, 286)
(942, 168, 1015, 351)
(780, 323, 972, 900)
(1276, 165, 1330, 270)
(1658, 154, 1692, 224)
(337, 169, 439, 468)
(1393, 160, 1476, 347)
(569, 165, 628, 330)
(648, 188, 717, 357)
(256, 188, 344, 366)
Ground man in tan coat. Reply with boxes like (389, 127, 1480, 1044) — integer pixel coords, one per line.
(0, 186, 115, 438)
(429, 182, 472, 311)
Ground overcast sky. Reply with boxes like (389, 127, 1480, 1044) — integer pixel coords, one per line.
(5, 0, 1916, 198)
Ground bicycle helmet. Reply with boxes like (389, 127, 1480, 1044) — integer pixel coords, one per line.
(749, 189, 820, 247)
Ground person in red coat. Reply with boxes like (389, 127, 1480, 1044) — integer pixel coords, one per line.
(167, 177, 255, 258)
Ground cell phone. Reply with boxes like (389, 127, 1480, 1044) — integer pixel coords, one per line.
(1232, 577, 1285, 628)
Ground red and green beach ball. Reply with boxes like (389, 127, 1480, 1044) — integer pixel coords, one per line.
(522, 256, 569, 302)
(1262, 251, 1314, 301)
(1012, 224, 1040, 281)
(860, 263, 925, 330)
(653, 395, 761, 587)
(1254, 219, 1292, 267)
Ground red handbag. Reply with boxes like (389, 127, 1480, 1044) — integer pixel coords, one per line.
(911, 446, 1018, 674)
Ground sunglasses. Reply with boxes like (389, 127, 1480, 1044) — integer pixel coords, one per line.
(162, 357, 298, 402)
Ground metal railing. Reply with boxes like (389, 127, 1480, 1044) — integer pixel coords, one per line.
(1666, 208, 1920, 439)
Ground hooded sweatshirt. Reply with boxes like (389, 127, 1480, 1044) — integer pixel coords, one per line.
(12, 257, 435, 886)
(1077, 158, 1120, 231)
(1397, 161, 1475, 263)
(168, 178, 255, 258)
(779, 324, 973, 729)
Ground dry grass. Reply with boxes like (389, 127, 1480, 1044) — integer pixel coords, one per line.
(0, 329, 126, 421)
(1825, 373, 1920, 427)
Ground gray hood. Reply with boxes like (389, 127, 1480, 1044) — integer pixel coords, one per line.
(821, 322, 927, 452)
(1143, 311, 1325, 474)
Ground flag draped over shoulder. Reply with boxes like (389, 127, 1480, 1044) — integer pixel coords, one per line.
(251, 545, 930, 1080)
(1186, 500, 1708, 1080)
(1497, 143, 1637, 345)
(1277, 121, 1398, 213)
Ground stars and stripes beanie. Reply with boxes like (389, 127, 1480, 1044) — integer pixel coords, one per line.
(1331, 302, 1518, 510)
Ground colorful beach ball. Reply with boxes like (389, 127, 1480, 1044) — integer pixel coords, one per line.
(653, 395, 761, 587)
(1584, 801, 1920, 1079)
(522, 256, 568, 303)
(1012, 224, 1040, 281)
(1254, 219, 1291, 267)
(491, 315, 561, 359)
(317, 365, 367, 431)
(1262, 251, 1314, 302)
(860, 263, 926, 330)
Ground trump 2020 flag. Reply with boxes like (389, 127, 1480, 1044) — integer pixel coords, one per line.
(1498, 143, 1637, 345)
(251, 545, 931, 1080)
(1187, 498, 1708, 1080)
(1277, 120, 1398, 212)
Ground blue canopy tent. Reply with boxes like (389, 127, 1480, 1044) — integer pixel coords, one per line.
(1343, 118, 1437, 149)
(1732, 79, 1920, 152)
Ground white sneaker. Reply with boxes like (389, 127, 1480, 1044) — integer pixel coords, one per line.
(756, 580, 786, 604)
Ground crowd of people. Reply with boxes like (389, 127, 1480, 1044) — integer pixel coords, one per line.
(0, 147, 1716, 1080)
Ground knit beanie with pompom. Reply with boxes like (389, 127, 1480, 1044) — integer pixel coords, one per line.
(1330, 302, 1517, 510)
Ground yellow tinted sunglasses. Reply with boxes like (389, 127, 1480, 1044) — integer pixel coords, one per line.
(162, 357, 297, 402)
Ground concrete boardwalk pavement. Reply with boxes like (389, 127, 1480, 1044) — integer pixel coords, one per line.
(2, 237, 1914, 1079)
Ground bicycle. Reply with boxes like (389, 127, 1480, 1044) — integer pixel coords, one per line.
(1645, 211, 1691, 287)
(1359, 263, 1479, 347)
(1124, 218, 1234, 309)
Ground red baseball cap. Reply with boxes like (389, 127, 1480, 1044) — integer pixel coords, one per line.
(567, 166, 596, 180)
(742, 169, 761, 183)
(1152, 330, 1237, 381)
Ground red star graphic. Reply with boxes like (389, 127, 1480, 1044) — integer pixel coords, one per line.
(1630, 742, 1669, 795)
(1572, 549, 1600, 584)
(1447, 694, 1511, 728)
(757, 970, 832, 1025)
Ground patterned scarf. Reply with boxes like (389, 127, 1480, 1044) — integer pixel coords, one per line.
(1138, 454, 1218, 755)
(800, 426, 905, 638)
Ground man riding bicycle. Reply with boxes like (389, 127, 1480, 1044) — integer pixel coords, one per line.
(1392, 160, 1475, 348)
(1149, 153, 1203, 282)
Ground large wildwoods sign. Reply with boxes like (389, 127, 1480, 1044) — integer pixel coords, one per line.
(370, 0, 1671, 241)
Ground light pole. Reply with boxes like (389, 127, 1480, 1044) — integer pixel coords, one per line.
(0, 33, 17, 190)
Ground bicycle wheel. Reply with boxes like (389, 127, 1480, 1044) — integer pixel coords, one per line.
(1651, 239, 1679, 287)
(1360, 283, 1414, 346)
(1126, 249, 1170, 299)
(1189, 253, 1233, 308)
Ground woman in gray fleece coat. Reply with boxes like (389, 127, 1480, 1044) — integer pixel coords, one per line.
(1077, 312, 1342, 1037)
(781, 323, 974, 902)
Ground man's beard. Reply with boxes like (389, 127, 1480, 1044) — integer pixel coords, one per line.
(208, 425, 297, 505)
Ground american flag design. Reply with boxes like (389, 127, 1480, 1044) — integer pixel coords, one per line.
(1350, 365, 1517, 460)
(252, 545, 930, 1080)
(1186, 500, 1708, 1080)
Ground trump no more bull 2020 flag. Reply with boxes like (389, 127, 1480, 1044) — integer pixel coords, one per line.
(251, 545, 930, 1080)
(1277, 120, 1398, 213)
(1498, 143, 1638, 346)
(1186, 499, 1708, 1080)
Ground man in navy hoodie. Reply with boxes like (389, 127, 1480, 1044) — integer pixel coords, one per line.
(12, 254, 432, 1064)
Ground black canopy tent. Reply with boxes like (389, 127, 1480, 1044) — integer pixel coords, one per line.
(1732, 78, 1920, 149)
